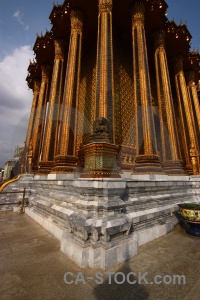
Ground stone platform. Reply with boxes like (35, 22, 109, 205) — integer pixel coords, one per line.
(0, 173, 200, 270)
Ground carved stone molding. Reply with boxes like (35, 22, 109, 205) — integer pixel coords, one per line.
(98, 0, 112, 13)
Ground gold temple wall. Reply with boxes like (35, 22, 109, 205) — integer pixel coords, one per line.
(77, 49, 97, 149)
(113, 39, 135, 149)
(25, 0, 200, 175)
(77, 37, 135, 157)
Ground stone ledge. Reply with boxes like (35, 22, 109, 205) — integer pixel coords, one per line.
(25, 206, 176, 270)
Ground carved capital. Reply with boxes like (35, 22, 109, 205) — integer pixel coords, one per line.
(41, 65, 52, 82)
(186, 70, 196, 86)
(173, 56, 184, 74)
(70, 10, 84, 33)
(98, 0, 112, 13)
(131, 2, 145, 24)
(33, 79, 41, 93)
(153, 30, 165, 49)
(54, 39, 66, 60)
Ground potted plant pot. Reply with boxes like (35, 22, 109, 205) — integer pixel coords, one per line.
(178, 203, 200, 237)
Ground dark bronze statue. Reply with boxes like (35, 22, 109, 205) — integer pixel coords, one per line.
(90, 117, 111, 143)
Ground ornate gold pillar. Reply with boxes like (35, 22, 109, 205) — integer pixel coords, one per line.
(174, 57, 199, 172)
(32, 65, 51, 171)
(53, 10, 83, 172)
(95, 0, 115, 140)
(131, 2, 162, 173)
(153, 31, 184, 174)
(39, 39, 65, 173)
(25, 79, 40, 151)
(187, 71, 200, 148)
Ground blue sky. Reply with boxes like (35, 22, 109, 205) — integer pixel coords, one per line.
(0, 0, 199, 167)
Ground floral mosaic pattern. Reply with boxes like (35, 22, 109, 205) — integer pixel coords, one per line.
(180, 207, 200, 222)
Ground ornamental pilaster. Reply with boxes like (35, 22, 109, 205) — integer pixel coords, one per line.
(95, 0, 115, 141)
(39, 39, 66, 173)
(153, 30, 184, 174)
(54, 39, 66, 60)
(25, 79, 40, 152)
(131, 2, 162, 173)
(174, 57, 199, 171)
(186, 70, 200, 135)
(53, 10, 83, 172)
(32, 65, 51, 171)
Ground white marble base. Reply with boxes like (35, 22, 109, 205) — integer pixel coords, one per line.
(130, 174, 189, 181)
(20, 174, 34, 181)
(137, 220, 174, 247)
(60, 232, 138, 270)
(34, 175, 48, 180)
(9, 173, 198, 270)
(189, 176, 200, 181)
(25, 207, 64, 241)
(73, 178, 126, 189)
(25, 206, 176, 270)
(47, 173, 80, 180)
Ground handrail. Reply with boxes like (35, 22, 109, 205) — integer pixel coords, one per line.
(0, 188, 26, 214)
(0, 174, 22, 193)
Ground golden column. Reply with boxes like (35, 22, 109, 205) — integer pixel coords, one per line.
(153, 31, 184, 175)
(174, 57, 199, 172)
(131, 2, 162, 173)
(25, 79, 40, 151)
(32, 65, 51, 171)
(186, 70, 200, 147)
(39, 39, 65, 173)
(95, 0, 115, 140)
(53, 10, 83, 172)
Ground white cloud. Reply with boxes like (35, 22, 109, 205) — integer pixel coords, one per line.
(13, 9, 29, 31)
(13, 10, 23, 25)
(0, 45, 34, 167)
(25, 25, 30, 31)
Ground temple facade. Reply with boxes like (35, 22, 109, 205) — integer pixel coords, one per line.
(1, 0, 200, 270)
(24, 0, 200, 177)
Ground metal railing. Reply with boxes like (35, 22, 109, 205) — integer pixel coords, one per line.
(0, 188, 26, 214)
